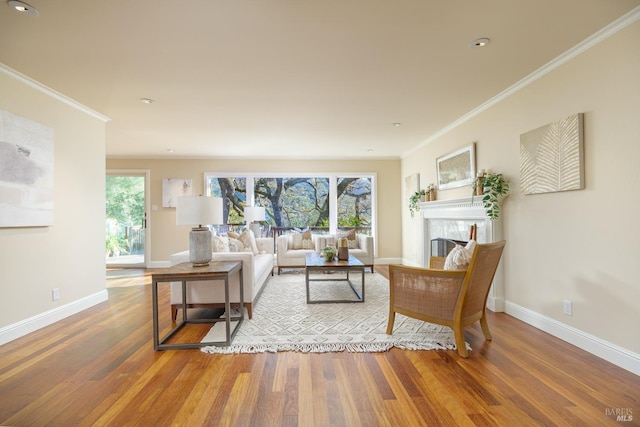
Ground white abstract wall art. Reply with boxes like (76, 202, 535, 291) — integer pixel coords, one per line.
(520, 113, 584, 195)
(436, 143, 476, 190)
(162, 178, 192, 207)
(0, 110, 54, 227)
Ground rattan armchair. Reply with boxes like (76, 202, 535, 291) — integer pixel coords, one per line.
(386, 241, 506, 358)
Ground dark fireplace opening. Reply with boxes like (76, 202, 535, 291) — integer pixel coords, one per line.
(431, 238, 468, 257)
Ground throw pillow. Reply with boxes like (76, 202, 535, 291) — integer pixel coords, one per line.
(338, 229, 358, 249)
(239, 229, 260, 255)
(288, 231, 303, 249)
(228, 231, 240, 239)
(444, 240, 477, 270)
(213, 235, 230, 253)
(228, 238, 244, 252)
(301, 229, 313, 249)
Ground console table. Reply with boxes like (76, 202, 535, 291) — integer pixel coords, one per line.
(152, 261, 243, 350)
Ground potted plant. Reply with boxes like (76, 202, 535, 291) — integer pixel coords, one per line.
(322, 246, 336, 261)
(472, 172, 509, 220)
(409, 189, 427, 218)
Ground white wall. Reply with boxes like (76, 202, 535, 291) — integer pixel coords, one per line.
(0, 66, 108, 340)
(401, 20, 640, 369)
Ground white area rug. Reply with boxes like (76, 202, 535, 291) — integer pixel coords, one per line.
(200, 271, 465, 354)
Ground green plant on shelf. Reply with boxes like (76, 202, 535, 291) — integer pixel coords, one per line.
(409, 189, 427, 218)
(472, 172, 509, 221)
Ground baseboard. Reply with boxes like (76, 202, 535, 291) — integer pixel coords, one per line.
(400, 258, 421, 267)
(0, 290, 108, 346)
(505, 301, 640, 377)
(375, 257, 402, 266)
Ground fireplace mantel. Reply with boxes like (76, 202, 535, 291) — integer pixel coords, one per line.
(419, 196, 504, 312)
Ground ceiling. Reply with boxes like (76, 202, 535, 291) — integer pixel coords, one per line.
(1, 1, 639, 159)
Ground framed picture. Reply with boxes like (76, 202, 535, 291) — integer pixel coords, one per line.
(436, 143, 476, 190)
(162, 178, 192, 207)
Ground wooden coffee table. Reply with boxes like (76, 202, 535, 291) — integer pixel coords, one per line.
(305, 252, 365, 303)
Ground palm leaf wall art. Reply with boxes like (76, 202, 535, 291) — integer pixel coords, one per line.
(520, 113, 584, 195)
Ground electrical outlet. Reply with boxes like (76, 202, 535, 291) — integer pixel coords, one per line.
(563, 299, 572, 316)
(52, 288, 60, 301)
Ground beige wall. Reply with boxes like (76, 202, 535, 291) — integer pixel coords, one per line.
(402, 22, 640, 355)
(106, 158, 402, 263)
(0, 69, 107, 330)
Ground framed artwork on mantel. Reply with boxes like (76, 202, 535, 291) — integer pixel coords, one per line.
(162, 178, 192, 208)
(436, 143, 476, 190)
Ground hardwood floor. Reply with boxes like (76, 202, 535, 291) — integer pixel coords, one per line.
(0, 267, 638, 426)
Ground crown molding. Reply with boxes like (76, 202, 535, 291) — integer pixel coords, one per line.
(403, 6, 640, 158)
(0, 62, 110, 123)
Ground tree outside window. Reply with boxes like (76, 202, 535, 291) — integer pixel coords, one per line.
(337, 177, 371, 233)
(255, 177, 329, 228)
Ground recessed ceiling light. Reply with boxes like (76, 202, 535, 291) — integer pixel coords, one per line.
(392, 122, 402, 127)
(140, 98, 155, 104)
(166, 149, 174, 153)
(367, 148, 374, 153)
(8, 0, 38, 16)
(470, 38, 490, 49)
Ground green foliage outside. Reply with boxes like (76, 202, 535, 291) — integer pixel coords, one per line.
(106, 176, 144, 256)
(207, 176, 372, 229)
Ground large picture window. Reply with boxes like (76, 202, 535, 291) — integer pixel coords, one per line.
(337, 177, 372, 234)
(254, 177, 329, 228)
(205, 173, 376, 239)
(207, 176, 247, 224)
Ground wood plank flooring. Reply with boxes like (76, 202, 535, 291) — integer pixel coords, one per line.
(0, 267, 638, 426)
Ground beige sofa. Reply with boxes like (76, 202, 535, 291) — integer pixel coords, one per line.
(169, 236, 274, 319)
(276, 232, 374, 274)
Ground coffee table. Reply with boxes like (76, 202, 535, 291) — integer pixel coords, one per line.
(305, 252, 365, 303)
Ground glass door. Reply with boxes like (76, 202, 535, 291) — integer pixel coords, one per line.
(106, 170, 149, 268)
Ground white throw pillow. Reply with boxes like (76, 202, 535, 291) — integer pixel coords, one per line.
(213, 235, 230, 253)
(288, 232, 303, 249)
(444, 240, 476, 270)
(239, 229, 260, 255)
(229, 238, 244, 252)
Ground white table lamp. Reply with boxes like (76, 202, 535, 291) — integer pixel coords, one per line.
(177, 196, 223, 266)
(244, 206, 266, 237)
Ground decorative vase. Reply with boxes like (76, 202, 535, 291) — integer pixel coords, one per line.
(337, 237, 349, 260)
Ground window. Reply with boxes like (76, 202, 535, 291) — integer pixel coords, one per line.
(254, 177, 329, 228)
(205, 173, 376, 240)
(337, 177, 372, 234)
(206, 176, 246, 224)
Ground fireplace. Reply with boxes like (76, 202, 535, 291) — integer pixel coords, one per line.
(431, 237, 468, 257)
(420, 197, 504, 312)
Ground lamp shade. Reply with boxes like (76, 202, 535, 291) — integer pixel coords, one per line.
(244, 206, 266, 223)
(176, 196, 223, 226)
